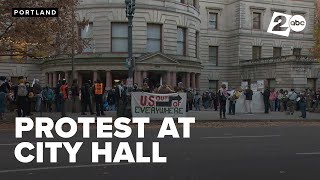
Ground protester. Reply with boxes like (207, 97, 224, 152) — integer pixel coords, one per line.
(0, 76, 10, 120)
(244, 87, 253, 114)
(228, 87, 239, 115)
(60, 79, 68, 117)
(194, 92, 201, 111)
(187, 89, 194, 111)
(299, 94, 307, 119)
(71, 79, 80, 113)
(157, 82, 175, 94)
(218, 84, 228, 119)
(81, 81, 94, 115)
(262, 87, 270, 114)
(33, 79, 42, 112)
(287, 89, 297, 115)
(42, 86, 53, 112)
(55, 80, 62, 112)
(16, 76, 28, 117)
(93, 79, 105, 116)
(107, 88, 116, 111)
(277, 89, 284, 112)
(269, 88, 277, 111)
(312, 90, 320, 112)
(25, 82, 33, 116)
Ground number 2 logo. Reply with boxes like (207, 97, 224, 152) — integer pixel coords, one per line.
(267, 12, 306, 37)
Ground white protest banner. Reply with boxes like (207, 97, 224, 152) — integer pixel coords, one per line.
(222, 82, 228, 90)
(251, 83, 258, 92)
(257, 80, 264, 91)
(131, 92, 187, 119)
(241, 81, 248, 90)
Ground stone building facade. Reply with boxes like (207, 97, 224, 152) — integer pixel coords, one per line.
(0, 0, 319, 91)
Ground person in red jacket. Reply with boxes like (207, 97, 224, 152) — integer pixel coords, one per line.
(60, 79, 68, 117)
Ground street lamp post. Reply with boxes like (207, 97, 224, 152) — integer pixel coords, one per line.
(125, 0, 135, 90)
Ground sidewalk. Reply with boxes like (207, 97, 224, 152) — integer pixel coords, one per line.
(1, 110, 319, 122)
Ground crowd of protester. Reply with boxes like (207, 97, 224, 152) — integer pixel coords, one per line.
(0, 76, 319, 120)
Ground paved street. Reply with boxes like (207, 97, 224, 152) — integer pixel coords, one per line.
(0, 124, 320, 180)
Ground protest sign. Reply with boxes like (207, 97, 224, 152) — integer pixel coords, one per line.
(131, 92, 187, 119)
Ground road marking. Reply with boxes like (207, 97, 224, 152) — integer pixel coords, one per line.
(202, 135, 281, 139)
(296, 152, 320, 155)
(0, 163, 132, 174)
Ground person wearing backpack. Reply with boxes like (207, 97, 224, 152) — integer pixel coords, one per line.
(16, 76, 28, 117)
(42, 86, 53, 112)
(93, 79, 105, 116)
(218, 84, 229, 119)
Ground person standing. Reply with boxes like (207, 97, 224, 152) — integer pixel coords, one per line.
(187, 89, 194, 111)
(244, 87, 254, 114)
(71, 79, 80, 113)
(0, 76, 10, 120)
(55, 80, 62, 112)
(299, 94, 307, 119)
(269, 88, 277, 111)
(228, 88, 238, 115)
(107, 88, 116, 111)
(81, 81, 94, 115)
(194, 92, 201, 111)
(42, 86, 53, 112)
(287, 89, 297, 115)
(218, 84, 229, 119)
(262, 87, 271, 113)
(93, 79, 105, 116)
(60, 79, 68, 117)
(33, 79, 43, 113)
(16, 77, 28, 117)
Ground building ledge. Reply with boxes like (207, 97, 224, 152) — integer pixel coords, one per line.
(240, 55, 317, 66)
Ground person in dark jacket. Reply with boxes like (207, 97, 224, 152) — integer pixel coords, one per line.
(244, 87, 253, 114)
(81, 81, 94, 115)
(55, 80, 62, 112)
(0, 76, 10, 120)
(299, 94, 307, 119)
(71, 79, 79, 113)
(261, 87, 271, 113)
(107, 88, 116, 111)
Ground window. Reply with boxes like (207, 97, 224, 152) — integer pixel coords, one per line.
(273, 47, 282, 57)
(209, 13, 218, 30)
(147, 24, 162, 53)
(252, 46, 261, 60)
(81, 22, 94, 52)
(293, 48, 301, 55)
(195, 31, 199, 58)
(307, 78, 317, 90)
(179, 0, 186, 4)
(209, 80, 219, 92)
(268, 79, 276, 90)
(209, 46, 218, 66)
(112, 23, 128, 52)
(252, 12, 261, 29)
(177, 27, 186, 56)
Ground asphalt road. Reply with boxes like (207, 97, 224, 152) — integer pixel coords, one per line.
(0, 125, 320, 180)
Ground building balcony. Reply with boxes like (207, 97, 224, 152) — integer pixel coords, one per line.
(239, 55, 317, 67)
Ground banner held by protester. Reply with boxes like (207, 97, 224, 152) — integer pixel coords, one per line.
(131, 92, 187, 119)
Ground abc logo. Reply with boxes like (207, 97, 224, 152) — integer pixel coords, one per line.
(289, 15, 306, 32)
(267, 12, 307, 37)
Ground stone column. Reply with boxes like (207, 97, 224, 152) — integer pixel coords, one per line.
(186, 72, 190, 88)
(166, 71, 171, 87)
(142, 71, 148, 79)
(106, 71, 112, 90)
(64, 71, 69, 84)
(93, 71, 98, 82)
(134, 71, 141, 86)
(171, 72, 177, 88)
(196, 73, 200, 90)
(191, 73, 196, 89)
(48, 73, 52, 88)
(52, 72, 57, 88)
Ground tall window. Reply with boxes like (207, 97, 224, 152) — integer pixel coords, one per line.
(293, 48, 301, 55)
(112, 23, 128, 52)
(307, 78, 317, 90)
(209, 13, 218, 30)
(195, 31, 199, 58)
(252, 46, 261, 60)
(209, 80, 219, 93)
(147, 24, 162, 53)
(273, 47, 282, 57)
(177, 27, 186, 56)
(81, 22, 93, 52)
(252, 12, 261, 29)
(209, 46, 218, 66)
